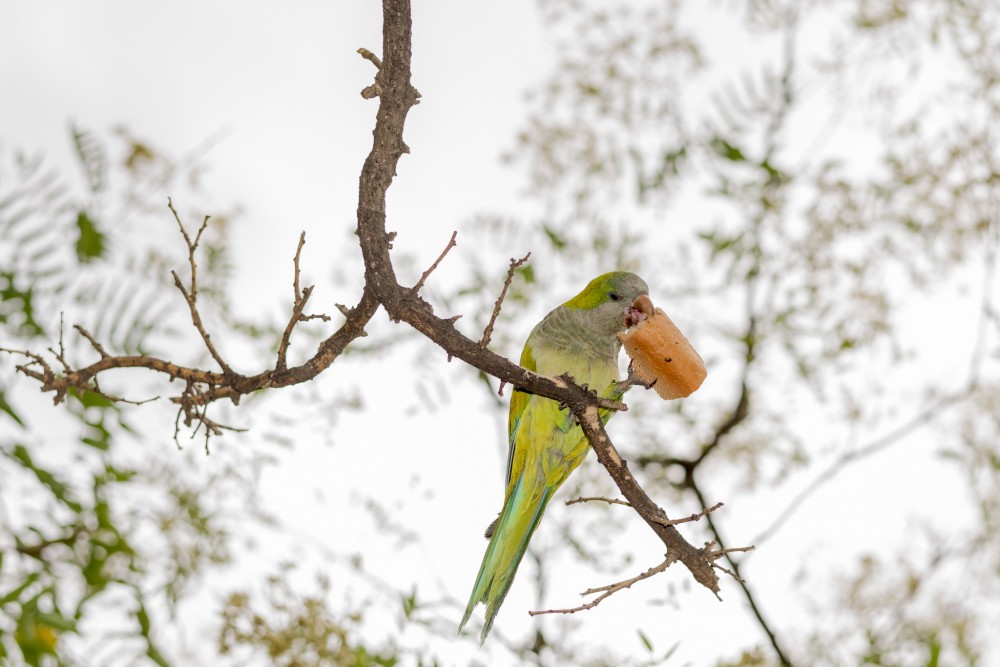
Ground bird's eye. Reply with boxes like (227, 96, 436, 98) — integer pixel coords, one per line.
(609, 293, 621, 301)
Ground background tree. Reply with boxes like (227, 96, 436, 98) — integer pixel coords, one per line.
(2, 1, 999, 666)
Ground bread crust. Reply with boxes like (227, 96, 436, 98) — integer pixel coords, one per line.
(618, 308, 706, 399)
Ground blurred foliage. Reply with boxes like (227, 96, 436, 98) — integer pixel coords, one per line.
(436, 0, 1000, 664)
(800, 548, 983, 666)
(0, 128, 261, 666)
(0, 126, 449, 666)
(3, 1, 1000, 665)
(217, 562, 399, 667)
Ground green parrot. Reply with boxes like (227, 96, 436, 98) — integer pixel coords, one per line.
(460, 271, 652, 642)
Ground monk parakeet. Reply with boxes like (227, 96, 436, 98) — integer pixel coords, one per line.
(460, 271, 652, 642)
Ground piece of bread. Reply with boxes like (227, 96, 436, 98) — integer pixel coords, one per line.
(618, 306, 706, 400)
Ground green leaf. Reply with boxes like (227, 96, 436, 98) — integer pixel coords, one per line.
(136, 599, 151, 635)
(924, 632, 941, 667)
(30, 611, 77, 634)
(1, 572, 41, 605)
(104, 464, 138, 483)
(0, 271, 44, 337)
(75, 210, 106, 263)
(81, 412, 113, 451)
(711, 136, 747, 162)
(401, 587, 417, 619)
(9, 445, 83, 512)
(637, 628, 654, 652)
(759, 157, 787, 184)
(542, 224, 568, 250)
(69, 386, 115, 410)
(136, 597, 172, 667)
(82, 437, 111, 451)
(0, 389, 26, 428)
(71, 123, 108, 194)
(123, 140, 156, 173)
(697, 228, 745, 260)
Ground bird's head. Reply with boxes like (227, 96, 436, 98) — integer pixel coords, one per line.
(562, 271, 651, 338)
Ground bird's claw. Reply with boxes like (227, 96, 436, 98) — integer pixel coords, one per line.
(614, 361, 656, 395)
(557, 399, 581, 426)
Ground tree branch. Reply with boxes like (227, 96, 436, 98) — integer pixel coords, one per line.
(687, 475, 790, 666)
(276, 232, 331, 372)
(410, 230, 457, 293)
(566, 496, 725, 527)
(528, 557, 673, 617)
(168, 199, 233, 376)
(3, 0, 740, 610)
(350, 0, 745, 600)
(480, 252, 531, 349)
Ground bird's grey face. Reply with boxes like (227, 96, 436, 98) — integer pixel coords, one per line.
(592, 272, 650, 337)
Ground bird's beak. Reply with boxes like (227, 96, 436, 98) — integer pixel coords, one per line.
(624, 294, 654, 328)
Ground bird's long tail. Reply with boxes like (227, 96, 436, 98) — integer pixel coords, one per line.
(459, 476, 552, 643)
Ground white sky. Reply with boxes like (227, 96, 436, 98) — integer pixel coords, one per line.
(2, 2, 997, 666)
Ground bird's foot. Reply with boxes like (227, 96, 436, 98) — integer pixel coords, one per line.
(614, 361, 656, 395)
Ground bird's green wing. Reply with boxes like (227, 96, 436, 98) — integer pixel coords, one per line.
(504, 343, 534, 488)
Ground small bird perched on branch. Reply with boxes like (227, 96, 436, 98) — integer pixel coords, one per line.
(460, 271, 652, 642)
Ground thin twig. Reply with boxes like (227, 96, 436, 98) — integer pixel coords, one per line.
(5, 342, 156, 406)
(91, 388, 158, 406)
(701, 540, 755, 583)
(74, 325, 109, 359)
(411, 230, 457, 293)
(358, 48, 384, 99)
(168, 200, 232, 375)
(529, 558, 673, 616)
(711, 563, 743, 582)
(170, 378, 248, 453)
(276, 232, 331, 372)
(292, 232, 306, 298)
(48, 313, 71, 375)
(0, 348, 46, 364)
(171, 271, 231, 375)
(651, 501, 725, 527)
(479, 252, 531, 348)
(357, 47, 382, 69)
(565, 496, 632, 508)
(567, 403, 727, 595)
(704, 542, 756, 561)
(168, 198, 210, 301)
(689, 477, 786, 664)
(567, 495, 723, 525)
(752, 390, 968, 545)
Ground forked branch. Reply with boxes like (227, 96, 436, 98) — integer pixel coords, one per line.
(529, 557, 674, 617)
(277, 232, 332, 372)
